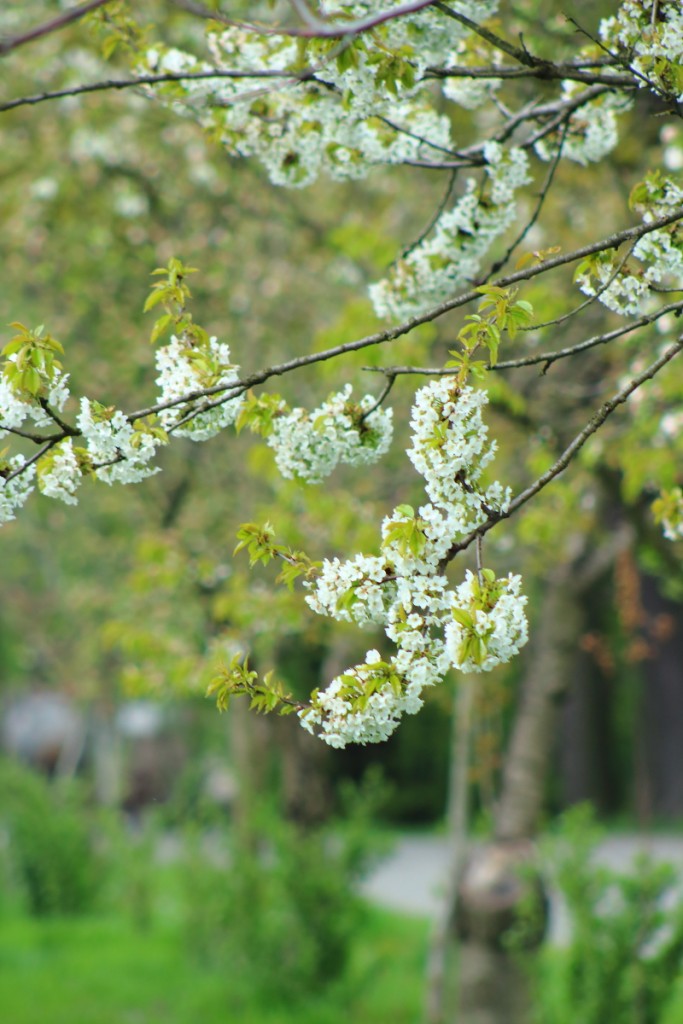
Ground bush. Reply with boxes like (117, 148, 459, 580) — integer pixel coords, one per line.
(179, 777, 388, 1004)
(0, 758, 106, 916)
(530, 806, 683, 1024)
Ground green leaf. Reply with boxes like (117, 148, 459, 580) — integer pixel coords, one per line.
(451, 607, 473, 628)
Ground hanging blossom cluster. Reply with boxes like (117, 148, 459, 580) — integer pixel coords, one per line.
(534, 83, 632, 168)
(0, 456, 36, 525)
(370, 144, 531, 320)
(574, 171, 683, 316)
(299, 377, 527, 748)
(0, 366, 70, 440)
(76, 399, 166, 485)
(36, 438, 84, 505)
(266, 385, 393, 483)
(154, 334, 245, 441)
(600, 0, 683, 103)
(140, 1, 501, 188)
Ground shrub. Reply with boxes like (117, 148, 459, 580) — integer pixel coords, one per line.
(0, 758, 106, 916)
(179, 777, 387, 1003)
(530, 806, 683, 1024)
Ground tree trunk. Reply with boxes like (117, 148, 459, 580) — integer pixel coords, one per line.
(496, 564, 582, 840)
(454, 562, 584, 1024)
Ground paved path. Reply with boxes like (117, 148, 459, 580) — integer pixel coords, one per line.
(361, 833, 683, 943)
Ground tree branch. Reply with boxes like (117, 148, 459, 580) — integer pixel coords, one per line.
(0, 0, 113, 57)
(0, 67, 328, 116)
(441, 338, 683, 563)
(172, 0, 439, 38)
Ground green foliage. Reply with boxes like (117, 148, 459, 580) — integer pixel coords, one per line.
(236, 393, 287, 437)
(652, 486, 683, 537)
(447, 286, 534, 376)
(234, 521, 320, 587)
(2, 322, 64, 399)
(178, 793, 383, 1004)
(144, 258, 205, 346)
(530, 806, 683, 1024)
(207, 653, 301, 715)
(450, 568, 510, 668)
(383, 504, 428, 559)
(0, 759, 107, 917)
(0, 903, 428, 1024)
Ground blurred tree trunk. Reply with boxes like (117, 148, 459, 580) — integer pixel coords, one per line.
(453, 562, 580, 1024)
(275, 712, 332, 825)
(449, 525, 632, 1024)
(635, 573, 683, 820)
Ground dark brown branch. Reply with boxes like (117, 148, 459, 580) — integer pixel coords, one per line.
(172, 0, 438, 38)
(38, 398, 80, 436)
(364, 300, 683, 375)
(5, 438, 63, 483)
(0, 68, 323, 116)
(359, 373, 397, 423)
(426, 61, 634, 88)
(0, 0, 113, 57)
(441, 338, 683, 564)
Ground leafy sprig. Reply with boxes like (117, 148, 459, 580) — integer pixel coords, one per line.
(207, 654, 302, 715)
(2, 322, 64, 399)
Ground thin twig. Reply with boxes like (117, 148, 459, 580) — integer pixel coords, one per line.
(5, 439, 61, 483)
(172, 0, 438, 38)
(0, 66, 328, 116)
(0, 0, 113, 57)
(484, 120, 569, 281)
(441, 338, 683, 563)
(398, 169, 459, 262)
(38, 398, 80, 436)
(426, 62, 634, 87)
(359, 373, 397, 422)
(363, 299, 683, 376)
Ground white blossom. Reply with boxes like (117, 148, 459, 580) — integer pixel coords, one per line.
(0, 367, 70, 438)
(445, 570, 528, 672)
(369, 147, 531, 320)
(76, 399, 165, 485)
(0, 456, 35, 525)
(601, 2, 683, 102)
(535, 86, 631, 167)
(407, 379, 497, 511)
(37, 439, 82, 505)
(155, 334, 244, 441)
(304, 553, 393, 627)
(299, 648, 443, 747)
(268, 385, 393, 483)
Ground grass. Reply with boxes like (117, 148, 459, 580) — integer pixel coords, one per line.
(0, 905, 430, 1024)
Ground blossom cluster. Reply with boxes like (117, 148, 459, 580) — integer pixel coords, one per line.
(369, 145, 531, 320)
(266, 385, 393, 483)
(653, 486, 683, 542)
(0, 456, 36, 525)
(36, 439, 83, 505)
(575, 215, 683, 318)
(299, 378, 526, 747)
(142, 2, 502, 189)
(600, 1, 683, 103)
(574, 254, 650, 317)
(444, 570, 528, 673)
(0, 366, 70, 440)
(154, 334, 244, 441)
(76, 399, 166, 485)
(534, 84, 631, 167)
